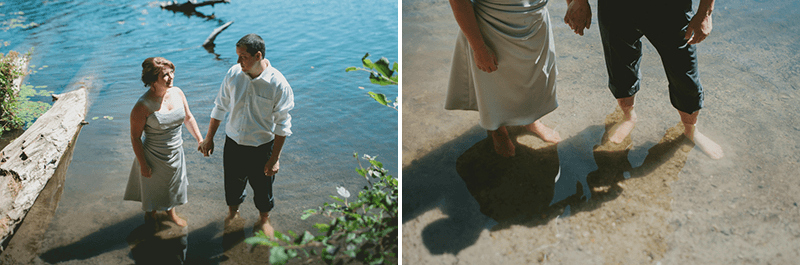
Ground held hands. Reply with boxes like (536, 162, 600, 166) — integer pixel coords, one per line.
(199, 138, 214, 157)
(473, 43, 498, 73)
(564, 0, 591, 36)
(685, 12, 712, 44)
(264, 159, 279, 176)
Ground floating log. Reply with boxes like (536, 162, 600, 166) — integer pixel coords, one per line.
(0, 85, 88, 251)
(203, 20, 234, 51)
(160, 0, 231, 13)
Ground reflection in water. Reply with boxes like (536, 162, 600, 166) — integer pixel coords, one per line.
(453, 108, 695, 228)
(222, 215, 246, 253)
(127, 214, 188, 265)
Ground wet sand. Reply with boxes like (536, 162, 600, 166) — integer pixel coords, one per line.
(402, 0, 800, 264)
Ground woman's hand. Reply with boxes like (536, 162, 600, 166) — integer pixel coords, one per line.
(140, 163, 152, 178)
(564, 0, 591, 36)
(199, 138, 214, 156)
(473, 43, 498, 73)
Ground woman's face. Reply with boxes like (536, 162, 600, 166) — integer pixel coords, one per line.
(153, 67, 174, 88)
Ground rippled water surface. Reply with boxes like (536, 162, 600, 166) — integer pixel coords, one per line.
(2, 0, 397, 263)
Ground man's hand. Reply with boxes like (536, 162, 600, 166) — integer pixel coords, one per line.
(685, 12, 712, 44)
(199, 138, 214, 156)
(264, 159, 279, 176)
(473, 43, 498, 73)
(564, 0, 591, 36)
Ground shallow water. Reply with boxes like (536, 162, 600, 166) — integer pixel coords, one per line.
(2, 0, 397, 263)
(402, 0, 800, 263)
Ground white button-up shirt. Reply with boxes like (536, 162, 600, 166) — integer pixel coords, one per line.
(211, 64, 294, 147)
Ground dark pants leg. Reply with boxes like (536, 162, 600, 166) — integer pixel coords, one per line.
(641, 7, 704, 114)
(223, 136, 276, 213)
(598, 0, 704, 114)
(598, 0, 645, 99)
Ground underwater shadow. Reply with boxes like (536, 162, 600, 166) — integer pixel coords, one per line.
(405, 109, 695, 255)
(126, 213, 196, 264)
(457, 111, 695, 232)
(185, 220, 226, 264)
(402, 125, 494, 255)
(40, 214, 142, 263)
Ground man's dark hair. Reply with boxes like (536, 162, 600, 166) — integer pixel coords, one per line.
(236, 33, 265, 58)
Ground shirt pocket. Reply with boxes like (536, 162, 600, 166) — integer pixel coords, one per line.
(253, 95, 275, 121)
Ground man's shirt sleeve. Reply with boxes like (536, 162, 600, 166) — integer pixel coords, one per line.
(210, 71, 231, 121)
(272, 81, 294, 137)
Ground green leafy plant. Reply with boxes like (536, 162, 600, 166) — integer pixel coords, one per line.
(245, 153, 398, 265)
(0, 50, 27, 134)
(346, 53, 398, 110)
(0, 48, 52, 136)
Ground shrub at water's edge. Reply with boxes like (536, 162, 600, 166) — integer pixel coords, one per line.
(246, 154, 398, 265)
(346, 53, 399, 110)
(244, 54, 399, 264)
(0, 49, 53, 137)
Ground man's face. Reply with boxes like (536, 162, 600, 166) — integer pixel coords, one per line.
(236, 46, 260, 72)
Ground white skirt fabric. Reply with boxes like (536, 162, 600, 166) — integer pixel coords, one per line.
(445, 1, 558, 130)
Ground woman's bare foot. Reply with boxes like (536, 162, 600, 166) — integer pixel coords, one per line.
(167, 209, 187, 227)
(524, 120, 562, 143)
(684, 124, 724, 159)
(490, 126, 515, 157)
(145, 211, 156, 224)
(609, 108, 637, 143)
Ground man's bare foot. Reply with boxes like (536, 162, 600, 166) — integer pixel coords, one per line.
(225, 211, 240, 224)
(524, 120, 562, 143)
(167, 209, 187, 227)
(609, 108, 637, 143)
(490, 126, 515, 157)
(684, 125, 724, 159)
(254, 218, 275, 240)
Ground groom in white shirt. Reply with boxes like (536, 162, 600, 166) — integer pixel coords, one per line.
(200, 33, 295, 236)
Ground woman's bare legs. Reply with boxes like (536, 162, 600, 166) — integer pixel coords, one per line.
(524, 120, 562, 143)
(167, 208, 187, 227)
(489, 126, 515, 157)
(489, 120, 560, 157)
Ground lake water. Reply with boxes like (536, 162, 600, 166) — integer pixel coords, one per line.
(1, 0, 397, 263)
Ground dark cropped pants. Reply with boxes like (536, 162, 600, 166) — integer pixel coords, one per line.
(598, 0, 704, 114)
(224, 136, 275, 213)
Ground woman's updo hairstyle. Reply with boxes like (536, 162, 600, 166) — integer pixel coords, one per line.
(141, 57, 175, 87)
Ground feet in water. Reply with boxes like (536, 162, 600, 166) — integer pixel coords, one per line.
(145, 211, 156, 225)
(254, 217, 275, 240)
(167, 209, 187, 227)
(684, 124, 724, 159)
(524, 120, 562, 143)
(225, 211, 241, 224)
(490, 126, 515, 157)
(609, 108, 637, 143)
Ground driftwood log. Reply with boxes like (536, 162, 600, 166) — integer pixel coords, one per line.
(0, 87, 88, 251)
(160, 0, 231, 13)
(203, 20, 234, 51)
